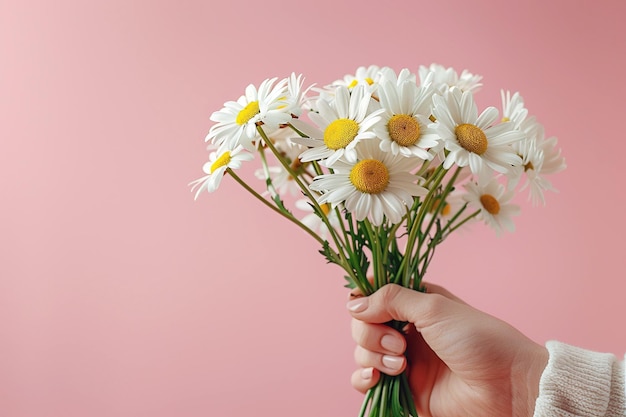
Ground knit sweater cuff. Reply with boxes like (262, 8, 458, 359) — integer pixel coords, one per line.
(533, 341, 625, 417)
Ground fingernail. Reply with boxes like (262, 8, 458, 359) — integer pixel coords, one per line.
(380, 334, 404, 354)
(382, 355, 404, 371)
(360, 367, 373, 380)
(348, 289, 363, 300)
(346, 297, 368, 313)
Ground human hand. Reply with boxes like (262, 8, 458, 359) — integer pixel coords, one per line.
(348, 284, 548, 417)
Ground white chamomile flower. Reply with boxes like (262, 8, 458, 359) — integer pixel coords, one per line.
(432, 87, 524, 177)
(295, 198, 341, 240)
(419, 63, 483, 93)
(189, 145, 254, 198)
(298, 85, 383, 166)
(463, 178, 520, 237)
(510, 117, 566, 206)
(206, 77, 291, 151)
(501, 90, 528, 128)
(255, 165, 302, 197)
(309, 139, 428, 226)
(283, 73, 314, 118)
(377, 67, 417, 86)
(332, 65, 382, 91)
(538, 133, 566, 176)
(423, 189, 472, 234)
(255, 135, 314, 198)
(375, 79, 440, 159)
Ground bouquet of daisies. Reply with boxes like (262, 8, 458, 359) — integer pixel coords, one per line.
(191, 64, 566, 417)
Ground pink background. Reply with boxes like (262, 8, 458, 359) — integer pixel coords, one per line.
(2, 0, 625, 416)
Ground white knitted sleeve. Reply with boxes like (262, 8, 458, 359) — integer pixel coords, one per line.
(533, 341, 625, 417)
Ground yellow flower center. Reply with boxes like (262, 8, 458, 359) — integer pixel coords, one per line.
(524, 161, 534, 172)
(501, 116, 510, 122)
(455, 123, 488, 155)
(441, 202, 451, 216)
(388, 114, 421, 147)
(431, 198, 451, 216)
(236, 101, 260, 125)
(210, 151, 231, 173)
(320, 203, 331, 216)
(349, 159, 390, 194)
(324, 119, 359, 150)
(479, 194, 500, 215)
(347, 78, 374, 88)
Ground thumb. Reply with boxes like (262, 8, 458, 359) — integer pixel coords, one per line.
(346, 283, 458, 331)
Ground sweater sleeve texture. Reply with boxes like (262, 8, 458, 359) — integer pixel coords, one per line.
(533, 340, 625, 417)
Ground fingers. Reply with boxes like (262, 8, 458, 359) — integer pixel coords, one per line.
(423, 282, 468, 305)
(351, 319, 406, 356)
(354, 345, 406, 376)
(351, 367, 379, 393)
(346, 283, 465, 332)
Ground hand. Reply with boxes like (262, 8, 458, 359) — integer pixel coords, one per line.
(347, 284, 548, 417)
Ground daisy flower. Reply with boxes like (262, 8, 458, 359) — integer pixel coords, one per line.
(500, 90, 528, 128)
(189, 144, 254, 198)
(432, 87, 524, 178)
(331, 65, 382, 91)
(418, 63, 483, 93)
(463, 177, 520, 237)
(295, 197, 341, 241)
(309, 139, 428, 226)
(255, 134, 314, 198)
(375, 79, 440, 159)
(282, 73, 314, 118)
(426, 189, 468, 224)
(377, 67, 417, 86)
(206, 77, 291, 151)
(510, 117, 566, 206)
(297, 85, 383, 166)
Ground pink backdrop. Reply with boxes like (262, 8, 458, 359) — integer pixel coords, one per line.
(2, 0, 625, 416)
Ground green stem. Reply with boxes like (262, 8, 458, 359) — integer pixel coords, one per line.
(402, 165, 448, 285)
(226, 168, 326, 247)
(257, 126, 345, 245)
(363, 219, 385, 290)
(422, 166, 463, 241)
(447, 208, 480, 234)
(257, 145, 279, 198)
(400, 371, 419, 417)
(359, 389, 374, 417)
(255, 125, 360, 286)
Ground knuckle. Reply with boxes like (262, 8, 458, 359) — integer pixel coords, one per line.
(378, 283, 404, 305)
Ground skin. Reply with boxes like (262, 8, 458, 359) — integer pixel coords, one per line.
(347, 283, 549, 417)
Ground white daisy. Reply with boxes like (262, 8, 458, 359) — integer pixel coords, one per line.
(309, 139, 428, 226)
(206, 77, 291, 151)
(189, 144, 254, 198)
(332, 65, 382, 91)
(375, 79, 440, 159)
(500, 90, 528, 128)
(297, 85, 383, 166)
(295, 198, 341, 240)
(463, 177, 520, 237)
(283, 73, 314, 118)
(421, 189, 478, 238)
(377, 67, 417, 86)
(432, 87, 524, 178)
(510, 117, 566, 206)
(255, 135, 314, 198)
(418, 63, 483, 93)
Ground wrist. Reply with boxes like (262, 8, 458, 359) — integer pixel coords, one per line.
(512, 342, 549, 417)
